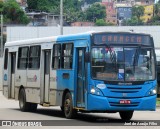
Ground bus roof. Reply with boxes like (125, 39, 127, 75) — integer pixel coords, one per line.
(5, 36, 58, 47)
(5, 31, 94, 47)
(5, 31, 152, 47)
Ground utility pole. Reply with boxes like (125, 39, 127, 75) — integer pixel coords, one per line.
(0, 14, 3, 57)
(60, 0, 63, 35)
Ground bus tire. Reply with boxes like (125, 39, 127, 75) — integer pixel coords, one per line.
(119, 111, 134, 121)
(19, 88, 30, 112)
(64, 92, 77, 119)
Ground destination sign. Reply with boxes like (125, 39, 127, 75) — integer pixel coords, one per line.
(93, 33, 151, 45)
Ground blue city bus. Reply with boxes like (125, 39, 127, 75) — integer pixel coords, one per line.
(58, 32, 157, 120)
(3, 31, 157, 121)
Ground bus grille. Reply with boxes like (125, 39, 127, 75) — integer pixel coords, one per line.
(107, 86, 142, 93)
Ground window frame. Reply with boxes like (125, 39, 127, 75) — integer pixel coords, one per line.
(4, 48, 8, 70)
(52, 44, 61, 69)
(61, 43, 73, 69)
(17, 46, 29, 70)
(28, 45, 41, 70)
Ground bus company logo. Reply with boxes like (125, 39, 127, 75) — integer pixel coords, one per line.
(122, 93, 127, 97)
(34, 75, 37, 81)
(27, 75, 37, 82)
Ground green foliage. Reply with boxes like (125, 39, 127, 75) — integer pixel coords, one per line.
(26, 0, 105, 24)
(0, 1, 3, 13)
(132, 6, 144, 20)
(95, 19, 106, 26)
(149, 15, 160, 25)
(80, 0, 101, 4)
(85, 3, 106, 22)
(95, 19, 115, 26)
(1, 0, 29, 24)
(123, 16, 143, 26)
(154, 3, 160, 16)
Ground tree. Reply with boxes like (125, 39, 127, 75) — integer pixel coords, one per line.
(95, 19, 106, 26)
(154, 3, 160, 16)
(132, 6, 144, 21)
(2, 0, 29, 24)
(85, 3, 106, 22)
(122, 16, 143, 26)
(0, 1, 3, 13)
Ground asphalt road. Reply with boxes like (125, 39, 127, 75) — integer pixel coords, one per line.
(0, 91, 160, 129)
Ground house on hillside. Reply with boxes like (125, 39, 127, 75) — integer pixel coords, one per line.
(102, 0, 117, 25)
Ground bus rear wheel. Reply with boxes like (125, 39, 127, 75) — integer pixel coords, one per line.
(119, 111, 134, 121)
(63, 92, 77, 119)
(19, 88, 37, 112)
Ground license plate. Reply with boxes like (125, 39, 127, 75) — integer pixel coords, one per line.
(120, 100, 131, 104)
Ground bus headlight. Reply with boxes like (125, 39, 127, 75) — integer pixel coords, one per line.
(91, 88, 96, 94)
(149, 89, 157, 95)
(90, 87, 103, 96)
(146, 87, 157, 96)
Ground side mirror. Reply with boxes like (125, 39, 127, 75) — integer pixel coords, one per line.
(85, 52, 90, 63)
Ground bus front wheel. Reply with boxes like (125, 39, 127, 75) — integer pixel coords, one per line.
(63, 92, 77, 119)
(119, 111, 134, 121)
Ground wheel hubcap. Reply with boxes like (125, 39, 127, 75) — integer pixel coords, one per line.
(65, 99, 71, 114)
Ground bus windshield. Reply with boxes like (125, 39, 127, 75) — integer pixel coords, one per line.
(91, 46, 155, 81)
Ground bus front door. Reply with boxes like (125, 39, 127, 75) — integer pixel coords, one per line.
(77, 48, 86, 107)
(10, 52, 16, 98)
(44, 50, 51, 103)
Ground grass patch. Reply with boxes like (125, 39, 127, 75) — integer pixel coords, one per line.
(157, 100, 160, 105)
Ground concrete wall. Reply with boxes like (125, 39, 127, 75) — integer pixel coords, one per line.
(0, 58, 3, 91)
(7, 26, 160, 48)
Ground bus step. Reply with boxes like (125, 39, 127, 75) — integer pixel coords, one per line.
(74, 107, 85, 111)
(42, 103, 50, 107)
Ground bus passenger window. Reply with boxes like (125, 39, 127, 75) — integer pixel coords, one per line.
(61, 44, 73, 69)
(4, 48, 8, 69)
(28, 46, 41, 69)
(52, 44, 61, 69)
(18, 47, 29, 69)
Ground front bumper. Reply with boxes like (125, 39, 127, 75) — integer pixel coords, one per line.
(87, 94, 156, 111)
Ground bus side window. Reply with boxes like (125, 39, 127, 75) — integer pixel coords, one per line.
(4, 48, 8, 70)
(61, 43, 73, 69)
(52, 44, 61, 69)
(18, 47, 29, 69)
(28, 46, 41, 69)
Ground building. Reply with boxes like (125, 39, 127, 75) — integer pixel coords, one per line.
(102, 0, 117, 25)
(135, 0, 155, 5)
(114, 0, 133, 25)
(117, 6, 132, 21)
(27, 11, 66, 26)
(140, 4, 154, 23)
